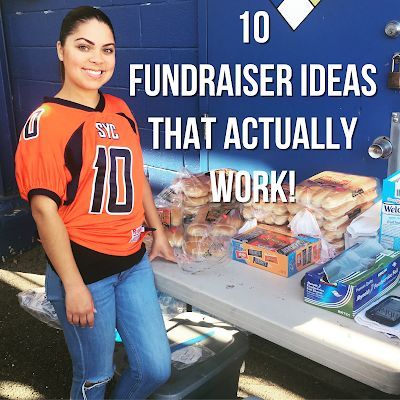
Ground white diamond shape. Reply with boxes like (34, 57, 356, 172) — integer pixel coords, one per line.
(277, 0, 314, 30)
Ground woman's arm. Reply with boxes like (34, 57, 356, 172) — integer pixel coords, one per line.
(142, 177, 176, 262)
(31, 195, 95, 328)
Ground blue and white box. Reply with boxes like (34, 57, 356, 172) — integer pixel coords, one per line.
(380, 171, 400, 250)
(304, 250, 400, 318)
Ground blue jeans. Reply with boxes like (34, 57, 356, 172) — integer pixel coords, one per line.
(45, 253, 171, 400)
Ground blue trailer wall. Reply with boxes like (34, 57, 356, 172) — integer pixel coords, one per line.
(200, 0, 400, 182)
(1, 0, 398, 191)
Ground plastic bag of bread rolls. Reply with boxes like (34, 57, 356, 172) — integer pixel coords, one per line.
(166, 226, 184, 248)
(174, 171, 211, 199)
(209, 209, 244, 237)
(288, 171, 379, 256)
(209, 168, 242, 205)
(178, 207, 242, 270)
(186, 205, 244, 237)
(241, 184, 290, 227)
(171, 169, 212, 225)
(179, 234, 230, 270)
(176, 168, 243, 224)
(186, 205, 211, 236)
(292, 171, 378, 214)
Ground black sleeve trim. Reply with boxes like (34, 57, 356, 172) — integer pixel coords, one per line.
(28, 189, 62, 208)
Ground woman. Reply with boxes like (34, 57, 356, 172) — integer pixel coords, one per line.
(15, 6, 175, 399)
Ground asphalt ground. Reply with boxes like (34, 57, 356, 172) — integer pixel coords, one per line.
(1, 246, 399, 400)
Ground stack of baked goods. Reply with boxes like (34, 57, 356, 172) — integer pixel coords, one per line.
(165, 226, 184, 248)
(155, 169, 245, 258)
(176, 173, 212, 220)
(209, 168, 242, 204)
(242, 184, 291, 227)
(287, 171, 378, 252)
(242, 198, 290, 226)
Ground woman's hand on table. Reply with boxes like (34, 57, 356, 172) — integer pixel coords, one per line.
(149, 231, 177, 263)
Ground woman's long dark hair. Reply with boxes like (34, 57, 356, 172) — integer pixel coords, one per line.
(58, 6, 115, 82)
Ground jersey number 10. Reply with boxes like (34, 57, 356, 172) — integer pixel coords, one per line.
(89, 146, 134, 215)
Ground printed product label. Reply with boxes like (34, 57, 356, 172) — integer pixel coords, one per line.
(307, 247, 312, 264)
(129, 226, 143, 243)
(296, 252, 302, 267)
(235, 228, 265, 243)
(248, 248, 263, 257)
(253, 257, 268, 267)
(352, 188, 364, 197)
(382, 203, 400, 215)
(347, 207, 362, 220)
(395, 181, 400, 198)
(302, 249, 307, 265)
(205, 208, 232, 223)
(309, 176, 348, 191)
(157, 209, 171, 227)
(235, 250, 247, 259)
(381, 202, 400, 250)
(264, 254, 278, 263)
(158, 187, 180, 204)
(278, 240, 307, 256)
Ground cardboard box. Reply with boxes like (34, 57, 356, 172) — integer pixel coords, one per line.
(380, 170, 400, 250)
(157, 206, 182, 228)
(304, 250, 400, 318)
(231, 224, 321, 277)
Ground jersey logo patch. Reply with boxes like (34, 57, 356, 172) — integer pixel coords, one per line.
(129, 226, 143, 243)
(95, 122, 119, 140)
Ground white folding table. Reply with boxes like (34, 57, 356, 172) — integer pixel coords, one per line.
(152, 258, 400, 395)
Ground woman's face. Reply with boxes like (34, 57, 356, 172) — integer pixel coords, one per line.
(57, 19, 115, 93)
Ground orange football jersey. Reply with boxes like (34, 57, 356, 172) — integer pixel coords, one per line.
(15, 93, 146, 256)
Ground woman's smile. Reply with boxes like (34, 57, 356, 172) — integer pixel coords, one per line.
(82, 68, 105, 79)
